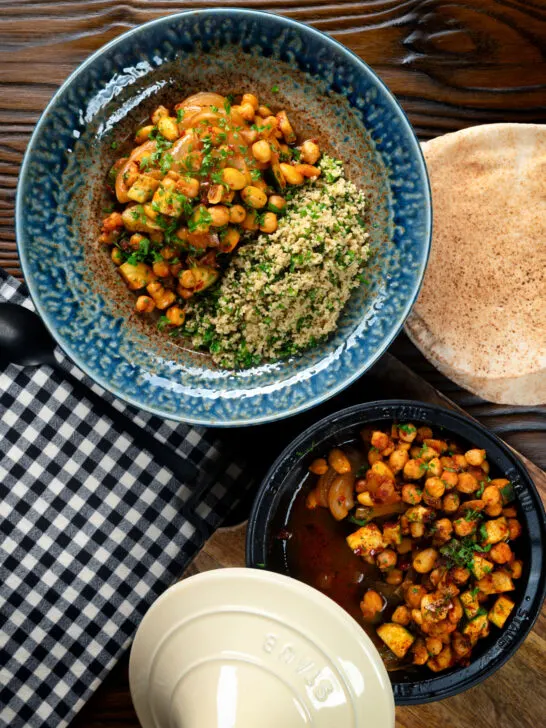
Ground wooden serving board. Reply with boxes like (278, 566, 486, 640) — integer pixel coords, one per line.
(185, 352, 546, 728)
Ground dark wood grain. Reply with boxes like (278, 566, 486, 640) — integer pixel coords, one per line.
(2, 2, 546, 726)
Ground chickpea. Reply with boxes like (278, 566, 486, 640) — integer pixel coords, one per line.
(402, 483, 422, 505)
(300, 139, 320, 165)
(261, 115, 280, 137)
(371, 431, 389, 451)
(405, 584, 427, 608)
(502, 506, 518, 518)
(151, 105, 169, 124)
(241, 185, 268, 209)
(294, 163, 321, 178)
(510, 560, 523, 579)
(152, 260, 170, 278)
(222, 167, 247, 190)
(392, 605, 411, 626)
(490, 542, 513, 564)
(508, 518, 522, 540)
(403, 458, 426, 480)
(389, 448, 409, 473)
(276, 110, 296, 143)
(429, 567, 446, 587)
(420, 445, 438, 462)
(481, 460, 490, 474)
(208, 205, 230, 227)
(452, 454, 468, 471)
(452, 632, 472, 658)
(368, 447, 382, 466)
(457, 472, 479, 494)
(465, 448, 486, 466)
(426, 637, 443, 656)
(376, 549, 397, 570)
(434, 518, 453, 543)
(442, 491, 460, 513)
(360, 589, 383, 620)
(251, 139, 272, 164)
(258, 212, 277, 234)
(399, 424, 417, 443)
(146, 281, 176, 310)
(450, 566, 470, 584)
(328, 448, 351, 474)
(412, 638, 428, 665)
(453, 518, 476, 538)
(416, 426, 433, 442)
(441, 470, 458, 490)
(170, 262, 183, 277)
(133, 124, 154, 144)
(371, 461, 395, 481)
(410, 522, 425, 539)
(241, 209, 259, 231)
(165, 306, 185, 326)
(482, 485, 501, 508)
(385, 569, 403, 585)
(308, 458, 328, 475)
(220, 227, 241, 253)
(425, 477, 446, 499)
(397, 537, 413, 555)
(237, 102, 255, 121)
(449, 597, 464, 624)
(157, 116, 180, 141)
(225, 205, 246, 224)
(222, 188, 236, 204)
(410, 445, 422, 459)
(135, 295, 155, 313)
(485, 503, 503, 517)
(423, 439, 448, 455)
(268, 194, 286, 213)
(413, 548, 438, 574)
(241, 93, 259, 110)
(425, 457, 441, 477)
(160, 246, 176, 260)
(279, 163, 304, 185)
(257, 104, 272, 117)
(111, 248, 124, 265)
(306, 489, 318, 509)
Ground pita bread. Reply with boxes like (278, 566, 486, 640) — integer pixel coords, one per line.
(405, 124, 546, 405)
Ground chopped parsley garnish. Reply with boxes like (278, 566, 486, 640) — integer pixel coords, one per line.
(271, 84, 279, 93)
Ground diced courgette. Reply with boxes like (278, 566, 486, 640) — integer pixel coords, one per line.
(377, 623, 415, 659)
(463, 612, 490, 644)
(470, 553, 494, 580)
(488, 595, 515, 628)
(460, 590, 480, 619)
(476, 570, 514, 595)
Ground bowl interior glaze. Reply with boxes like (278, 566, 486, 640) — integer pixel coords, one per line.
(17, 9, 431, 425)
(246, 401, 546, 703)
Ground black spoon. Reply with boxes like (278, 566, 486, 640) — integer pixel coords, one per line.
(0, 302, 199, 486)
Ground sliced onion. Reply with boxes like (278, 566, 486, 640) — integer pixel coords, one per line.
(180, 92, 226, 109)
(181, 110, 220, 130)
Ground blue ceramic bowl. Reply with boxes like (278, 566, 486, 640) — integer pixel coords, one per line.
(16, 9, 431, 426)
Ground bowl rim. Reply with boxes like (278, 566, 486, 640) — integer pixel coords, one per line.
(15, 8, 432, 426)
(245, 399, 546, 703)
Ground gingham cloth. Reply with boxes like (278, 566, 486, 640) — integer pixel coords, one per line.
(0, 269, 252, 728)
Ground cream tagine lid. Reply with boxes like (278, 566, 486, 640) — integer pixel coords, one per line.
(129, 568, 394, 728)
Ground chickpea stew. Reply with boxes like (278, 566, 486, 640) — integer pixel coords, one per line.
(285, 423, 523, 673)
(101, 91, 371, 368)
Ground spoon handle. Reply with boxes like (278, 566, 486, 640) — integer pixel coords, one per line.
(54, 363, 199, 485)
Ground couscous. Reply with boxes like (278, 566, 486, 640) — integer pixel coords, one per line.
(100, 91, 371, 368)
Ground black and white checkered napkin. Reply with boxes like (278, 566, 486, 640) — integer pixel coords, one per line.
(0, 269, 252, 728)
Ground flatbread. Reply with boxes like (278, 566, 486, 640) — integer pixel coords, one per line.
(405, 123, 546, 405)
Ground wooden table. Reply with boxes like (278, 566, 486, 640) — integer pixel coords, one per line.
(1, 2, 545, 726)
